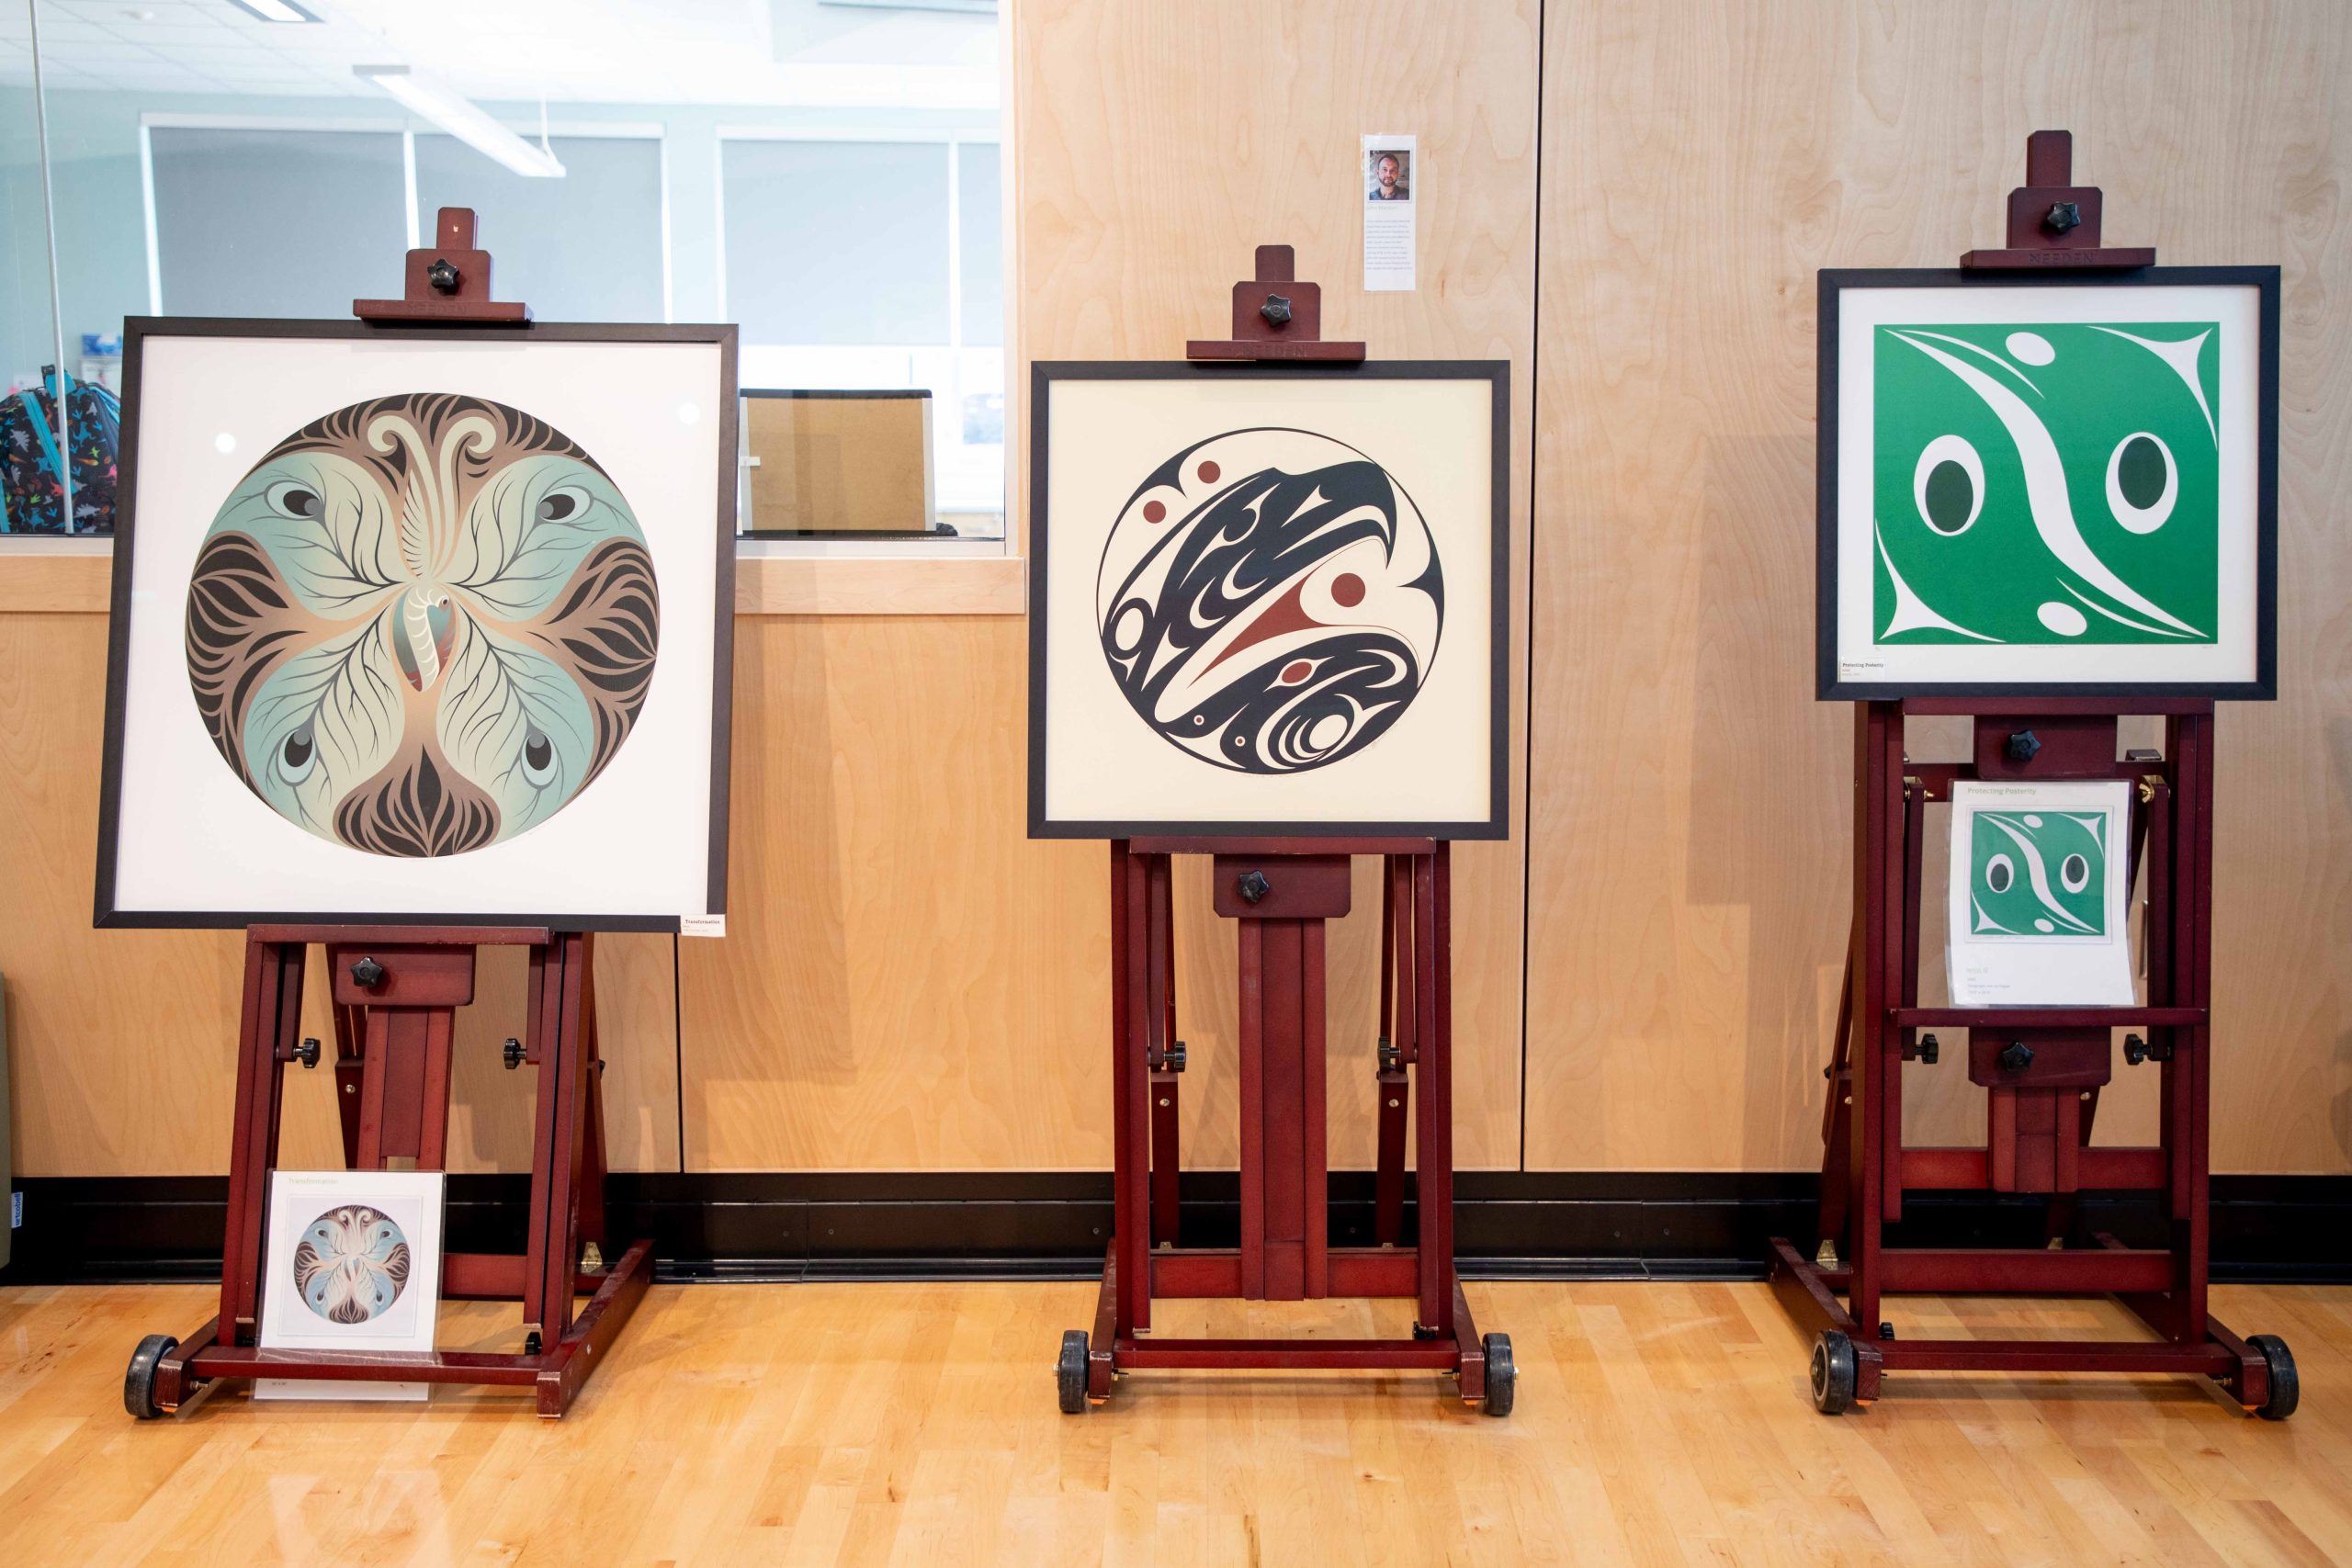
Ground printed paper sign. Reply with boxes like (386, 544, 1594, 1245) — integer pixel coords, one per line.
(1946, 780, 2134, 1006)
(1363, 134, 1417, 292)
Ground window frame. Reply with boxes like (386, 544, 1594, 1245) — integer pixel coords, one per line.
(714, 124, 1012, 558)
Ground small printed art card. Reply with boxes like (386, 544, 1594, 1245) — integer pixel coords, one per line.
(1819, 268, 2278, 699)
(1946, 781, 2134, 1008)
(255, 1169, 446, 1402)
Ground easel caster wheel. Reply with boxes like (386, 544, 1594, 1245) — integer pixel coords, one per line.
(523, 1331, 543, 1357)
(1811, 1330, 1858, 1415)
(124, 1335, 177, 1420)
(1480, 1333, 1515, 1417)
(2249, 1335, 2299, 1421)
(1057, 1330, 1090, 1415)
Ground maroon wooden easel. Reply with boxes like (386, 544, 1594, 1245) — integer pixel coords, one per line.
(1769, 137, 2297, 1418)
(124, 212, 651, 1420)
(1059, 248, 1510, 1416)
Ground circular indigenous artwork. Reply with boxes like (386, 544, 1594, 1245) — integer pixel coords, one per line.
(1094, 428, 1442, 774)
(291, 1204, 413, 1325)
(185, 393, 659, 856)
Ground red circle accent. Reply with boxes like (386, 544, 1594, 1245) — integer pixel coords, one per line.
(1331, 572, 1366, 607)
(1142, 500, 1166, 523)
(1197, 460, 1221, 483)
(1280, 660, 1312, 684)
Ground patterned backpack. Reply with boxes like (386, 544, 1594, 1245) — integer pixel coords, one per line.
(0, 368, 120, 534)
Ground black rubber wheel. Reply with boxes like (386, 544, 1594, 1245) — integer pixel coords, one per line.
(1811, 1330, 1858, 1416)
(1057, 1329, 1090, 1415)
(2250, 1334, 2299, 1421)
(1480, 1333, 1516, 1417)
(124, 1334, 177, 1421)
(523, 1330, 543, 1357)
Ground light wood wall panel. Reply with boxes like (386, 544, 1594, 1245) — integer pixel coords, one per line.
(1523, 0, 2352, 1172)
(0, 599, 680, 1177)
(671, 0, 1538, 1173)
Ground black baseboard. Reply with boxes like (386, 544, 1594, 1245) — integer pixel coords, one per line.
(5, 1170, 2347, 1286)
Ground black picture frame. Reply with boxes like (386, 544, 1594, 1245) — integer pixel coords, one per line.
(92, 316, 740, 931)
(1815, 265, 2280, 702)
(1027, 358, 1511, 840)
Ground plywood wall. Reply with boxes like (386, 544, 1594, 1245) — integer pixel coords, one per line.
(681, 0, 1538, 1171)
(4, 0, 2346, 1182)
(1522, 0, 2352, 1172)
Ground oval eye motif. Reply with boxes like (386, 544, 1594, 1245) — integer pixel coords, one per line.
(279, 724, 316, 784)
(2061, 852, 2091, 893)
(2104, 432, 2177, 535)
(1984, 852, 2014, 895)
(1912, 434, 1984, 536)
(522, 727, 557, 786)
(537, 487, 587, 524)
(265, 479, 323, 520)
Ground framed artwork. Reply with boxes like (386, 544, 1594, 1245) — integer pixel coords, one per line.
(1028, 361, 1510, 839)
(1945, 781, 2134, 1007)
(93, 319, 739, 930)
(1818, 267, 2279, 700)
(255, 1168, 445, 1402)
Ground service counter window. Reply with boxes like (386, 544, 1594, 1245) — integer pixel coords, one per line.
(722, 132, 1006, 545)
(0, 0, 1009, 593)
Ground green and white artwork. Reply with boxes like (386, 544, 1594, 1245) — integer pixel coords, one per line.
(1967, 807, 2108, 939)
(1823, 271, 2276, 698)
(1873, 321, 2218, 647)
(1946, 782, 2133, 1007)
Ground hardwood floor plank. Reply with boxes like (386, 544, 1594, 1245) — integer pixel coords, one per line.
(1, 1281, 2343, 1567)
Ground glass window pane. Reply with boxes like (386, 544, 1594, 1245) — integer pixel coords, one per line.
(413, 133, 665, 321)
(150, 127, 406, 319)
(722, 139, 948, 346)
(956, 141, 1001, 349)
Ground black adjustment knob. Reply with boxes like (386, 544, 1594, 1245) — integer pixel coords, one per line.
(1998, 1041, 2035, 1073)
(503, 1037, 526, 1070)
(1259, 292, 1293, 326)
(1378, 1034, 1401, 1074)
(2123, 1032, 2147, 1066)
(294, 1036, 321, 1068)
(1237, 869, 1272, 904)
(1917, 1032, 1939, 1066)
(2044, 201, 2084, 234)
(425, 256, 461, 293)
(2006, 729, 2042, 763)
(350, 955, 386, 989)
(1169, 1039, 1187, 1073)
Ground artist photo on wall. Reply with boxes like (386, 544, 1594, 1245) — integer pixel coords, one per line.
(1368, 150, 1412, 201)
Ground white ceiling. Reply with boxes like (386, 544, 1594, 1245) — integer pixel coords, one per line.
(0, 0, 998, 107)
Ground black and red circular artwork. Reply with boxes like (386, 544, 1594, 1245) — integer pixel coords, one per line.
(1094, 428, 1443, 774)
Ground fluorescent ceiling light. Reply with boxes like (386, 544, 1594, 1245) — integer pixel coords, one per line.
(225, 0, 320, 21)
(355, 65, 565, 178)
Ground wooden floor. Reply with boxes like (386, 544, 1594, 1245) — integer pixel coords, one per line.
(3, 1280, 2348, 1566)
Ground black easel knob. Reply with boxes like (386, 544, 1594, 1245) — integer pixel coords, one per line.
(294, 1037, 321, 1068)
(2005, 729, 2042, 763)
(425, 257, 461, 293)
(350, 955, 387, 989)
(503, 1037, 526, 1070)
(2043, 201, 2084, 234)
(1260, 293, 1293, 326)
(1916, 1032, 1939, 1066)
(1998, 1041, 2035, 1073)
(1236, 869, 1272, 904)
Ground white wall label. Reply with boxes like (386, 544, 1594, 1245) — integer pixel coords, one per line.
(680, 914, 727, 939)
(1363, 133, 1418, 292)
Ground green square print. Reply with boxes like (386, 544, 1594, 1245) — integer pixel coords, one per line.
(1872, 321, 2222, 646)
(1968, 808, 2108, 938)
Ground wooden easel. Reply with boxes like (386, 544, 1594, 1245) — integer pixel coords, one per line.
(123, 212, 652, 1420)
(1060, 249, 1510, 1416)
(1769, 137, 2298, 1418)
